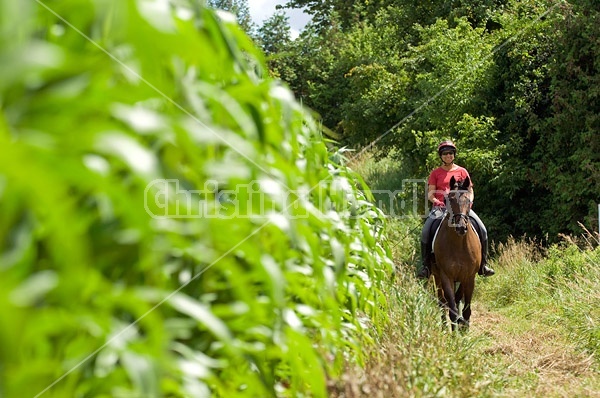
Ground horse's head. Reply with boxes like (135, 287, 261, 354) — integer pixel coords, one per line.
(446, 176, 472, 236)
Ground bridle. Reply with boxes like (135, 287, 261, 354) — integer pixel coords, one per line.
(450, 212, 470, 225)
(446, 189, 471, 233)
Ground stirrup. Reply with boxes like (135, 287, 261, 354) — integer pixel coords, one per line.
(478, 265, 495, 277)
(417, 265, 431, 279)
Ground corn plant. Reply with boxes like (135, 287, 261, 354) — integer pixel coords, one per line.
(0, 1, 393, 396)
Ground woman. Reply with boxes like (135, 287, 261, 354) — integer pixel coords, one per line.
(417, 140, 495, 279)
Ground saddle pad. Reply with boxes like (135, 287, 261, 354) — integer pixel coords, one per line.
(431, 220, 443, 253)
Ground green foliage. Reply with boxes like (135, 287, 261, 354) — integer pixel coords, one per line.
(257, 11, 292, 55)
(348, 147, 429, 225)
(281, 0, 390, 32)
(543, 244, 588, 281)
(275, 21, 355, 132)
(255, 12, 295, 81)
(550, 246, 600, 353)
(528, 1, 600, 236)
(0, 1, 395, 396)
(396, 17, 498, 173)
(453, 114, 504, 177)
(409, 18, 494, 123)
(274, 0, 600, 242)
(338, 13, 411, 145)
(282, 0, 510, 32)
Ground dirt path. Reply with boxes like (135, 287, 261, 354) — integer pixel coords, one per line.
(471, 303, 599, 397)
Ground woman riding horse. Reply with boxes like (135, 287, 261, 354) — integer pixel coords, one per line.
(417, 140, 495, 279)
(433, 175, 481, 329)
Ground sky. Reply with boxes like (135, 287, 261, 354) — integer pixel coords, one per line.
(247, 0, 311, 38)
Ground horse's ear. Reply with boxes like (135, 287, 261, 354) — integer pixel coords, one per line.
(463, 176, 471, 189)
(450, 176, 456, 189)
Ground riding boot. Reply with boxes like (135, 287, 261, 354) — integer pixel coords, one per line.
(417, 241, 431, 279)
(478, 237, 495, 277)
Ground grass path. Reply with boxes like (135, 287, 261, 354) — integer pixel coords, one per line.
(329, 236, 600, 397)
(471, 302, 599, 397)
(330, 277, 600, 397)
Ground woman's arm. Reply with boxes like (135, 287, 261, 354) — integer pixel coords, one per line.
(427, 184, 436, 203)
(428, 184, 445, 206)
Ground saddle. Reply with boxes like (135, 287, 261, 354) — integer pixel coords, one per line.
(427, 210, 481, 255)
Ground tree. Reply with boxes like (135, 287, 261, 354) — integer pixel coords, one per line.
(281, 0, 407, 32)
(256, 11, 296, 80)
(281, 0, 509, 33)
(257, 11, 292, 55)
(529, 1, 600, 236)
(271, 0, 600, 241)
(208, 0, 255, 34)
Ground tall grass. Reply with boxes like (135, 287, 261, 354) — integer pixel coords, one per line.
(348, 148, 427, 220)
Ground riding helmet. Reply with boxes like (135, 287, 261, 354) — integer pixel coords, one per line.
(437, 140, 457, 156)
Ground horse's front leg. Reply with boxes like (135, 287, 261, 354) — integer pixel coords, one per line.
(440, 278, 459, 330)
(434, 277, 451, 329)
(454, 282, 464, 320)
(458, 279, 475, 330)
(435, 286, 448, 328)
(455, 282, 463, 304)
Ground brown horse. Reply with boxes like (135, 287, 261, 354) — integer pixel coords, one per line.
(431, 176, 481, 330)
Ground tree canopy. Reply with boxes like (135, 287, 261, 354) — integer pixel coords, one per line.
(269, 0, 600, 242)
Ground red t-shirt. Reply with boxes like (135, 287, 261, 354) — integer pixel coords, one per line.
(428, 166, 471, 202)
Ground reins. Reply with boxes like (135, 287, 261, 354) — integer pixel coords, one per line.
(445, 189, 471, 229)
(450, 213, 470, 225)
